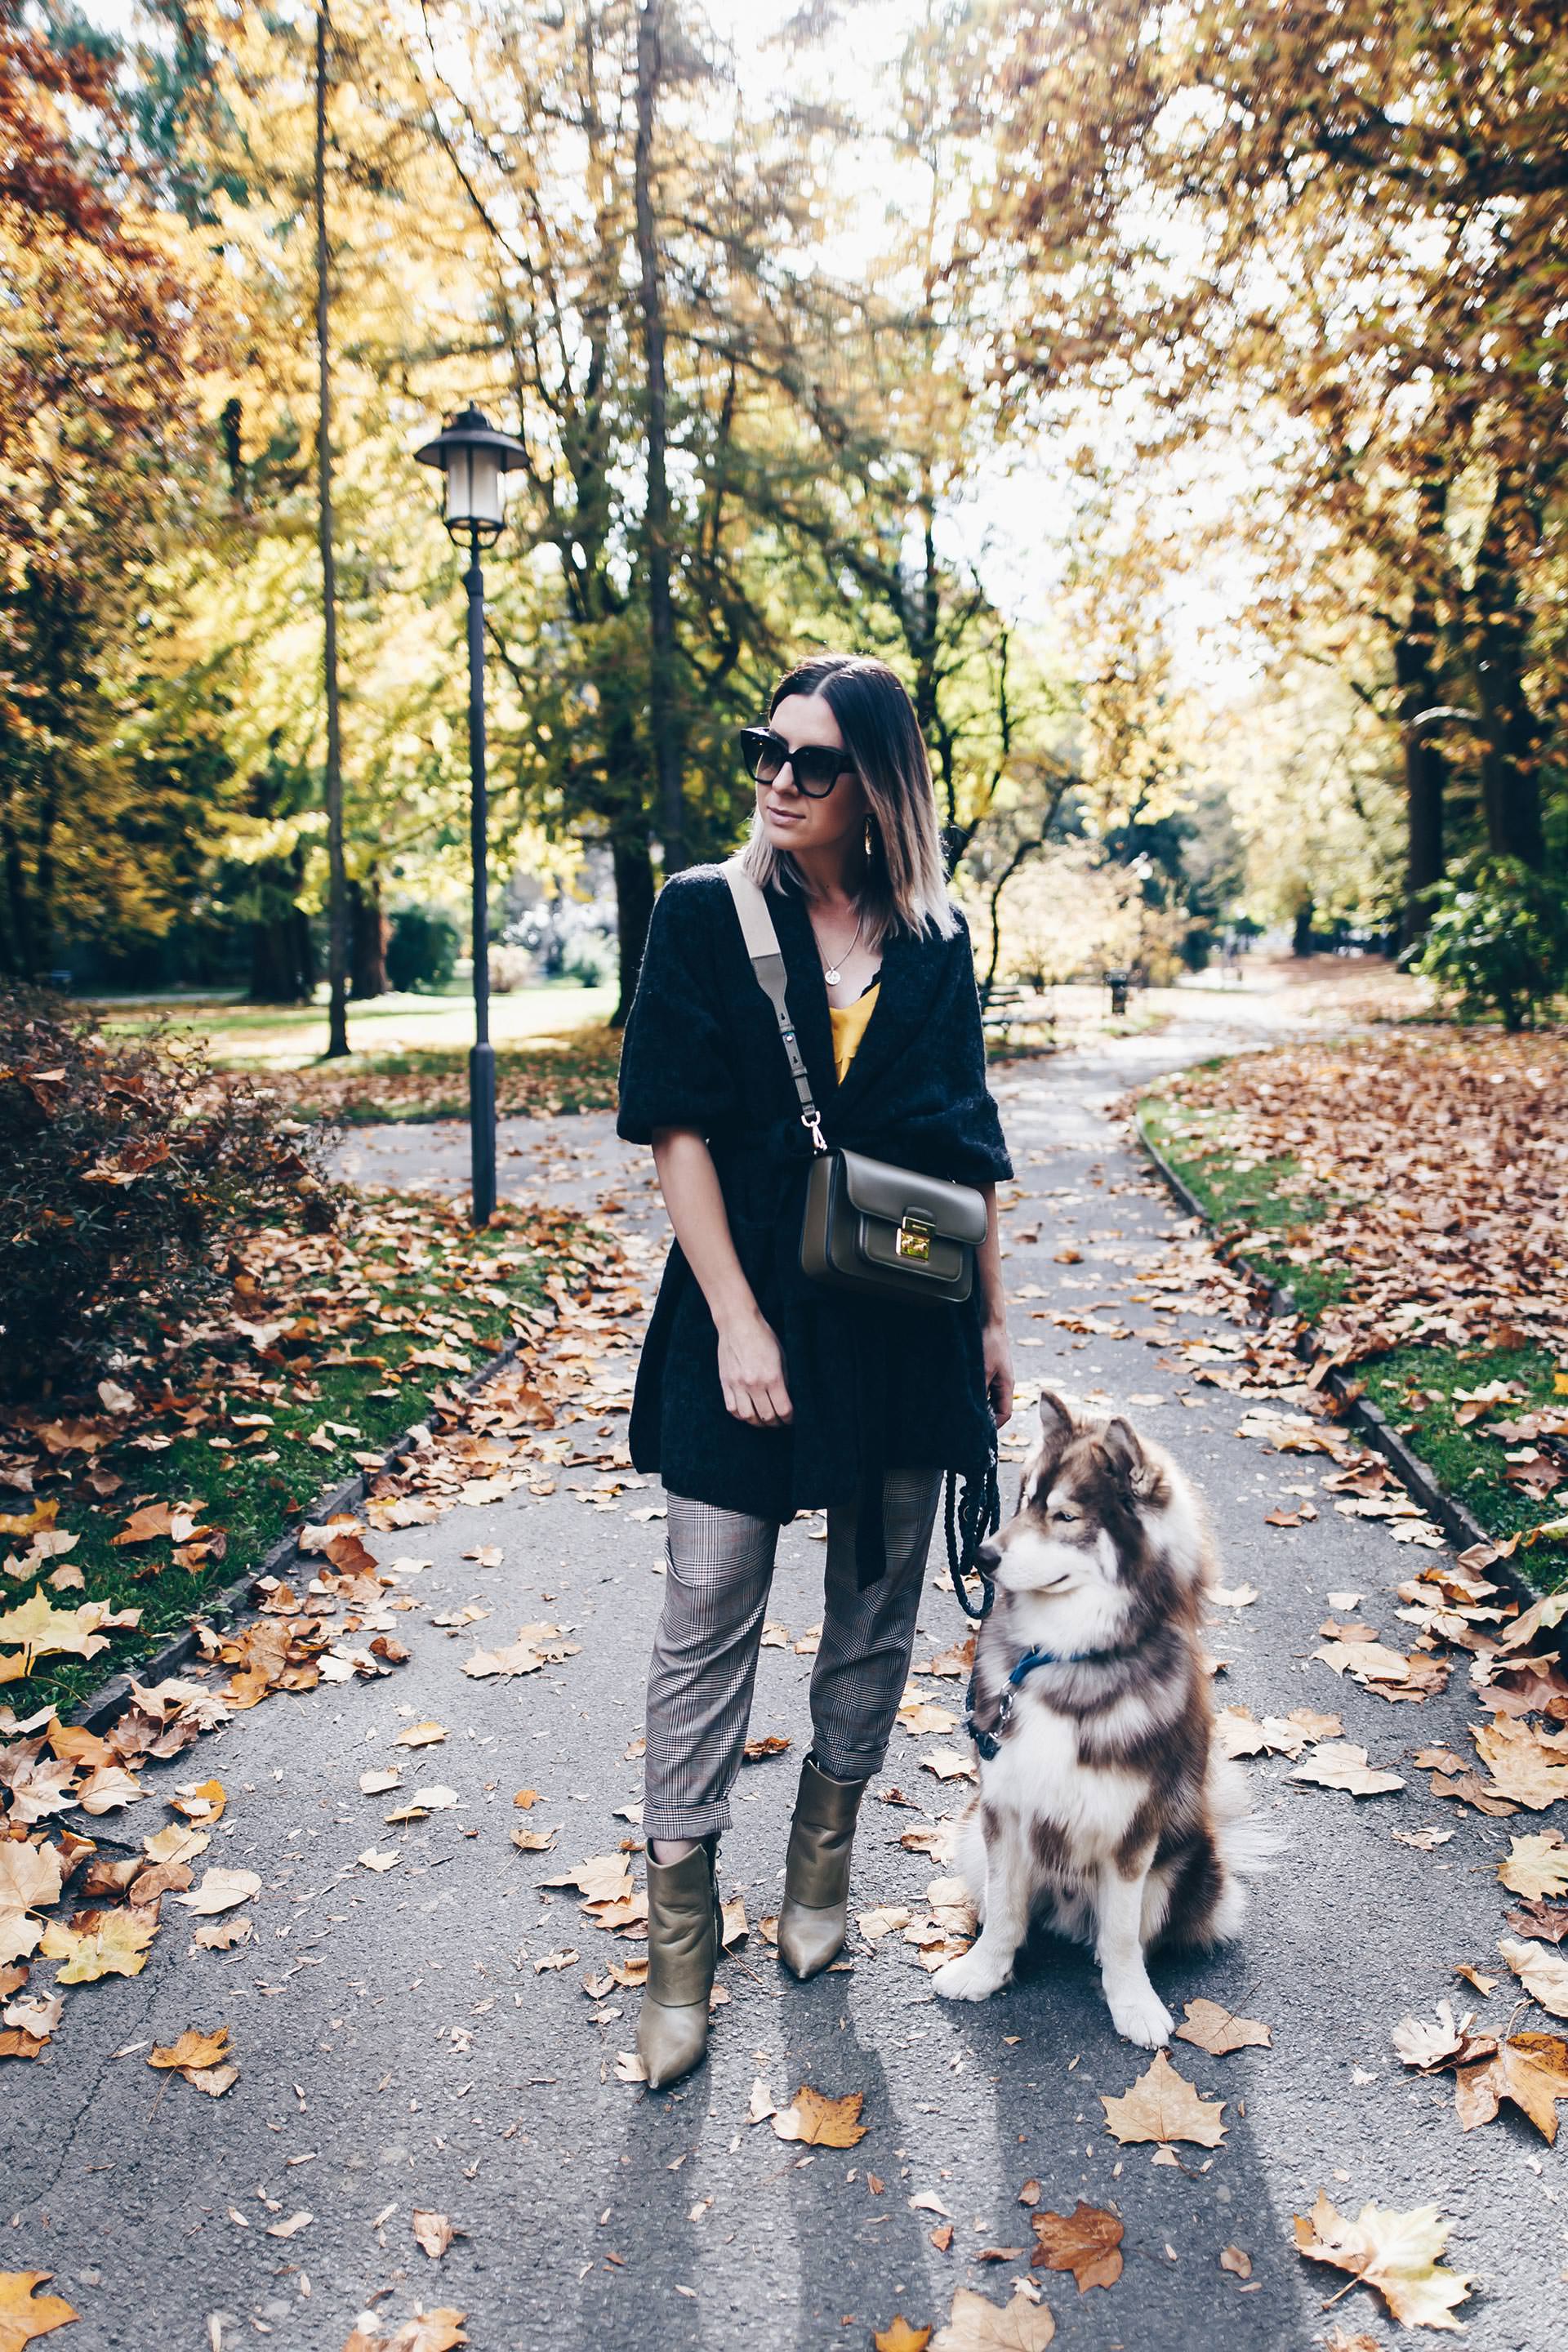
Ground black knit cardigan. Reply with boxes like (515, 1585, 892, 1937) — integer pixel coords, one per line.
(616, 866, 1013, 1583)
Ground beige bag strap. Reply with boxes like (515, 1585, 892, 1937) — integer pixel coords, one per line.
(722, 857, 827, 1154)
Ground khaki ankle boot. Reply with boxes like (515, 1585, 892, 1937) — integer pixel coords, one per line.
(636, 1838, 720, 2089)
(777, 1757, 869, 1980)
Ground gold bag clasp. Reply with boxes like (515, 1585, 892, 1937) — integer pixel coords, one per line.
(895, 1214, 933, 1262)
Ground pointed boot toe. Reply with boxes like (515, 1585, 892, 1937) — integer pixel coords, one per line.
(637, 1998, 710, 2089)
(635, 1838, 720, 2091)
(777, 1900, 848, 1981)
(777, 1757, 869, 1984)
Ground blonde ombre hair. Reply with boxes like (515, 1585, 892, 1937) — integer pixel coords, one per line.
(739, 653, 958, 951)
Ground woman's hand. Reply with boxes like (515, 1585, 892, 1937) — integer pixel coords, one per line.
(982, 1316, 1014, 1428)
(717, 1308, 794, 1427)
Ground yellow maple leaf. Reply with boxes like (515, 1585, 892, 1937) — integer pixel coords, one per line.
(874, 2321, 933, 2352)
(0, 2270, 77, 2352)
(769, 2083, 868, 2147)
(1294, 2189, 1472, 2329)
(149, 2025, 231, 2073)
(38, 1907, 158, 1984)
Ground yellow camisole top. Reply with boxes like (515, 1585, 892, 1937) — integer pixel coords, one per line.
(828, 981, 880, 1084)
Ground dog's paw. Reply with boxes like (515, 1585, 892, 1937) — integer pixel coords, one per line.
(933, 1948, 1010, 2003)
(1106, 1982, 1174, 2048)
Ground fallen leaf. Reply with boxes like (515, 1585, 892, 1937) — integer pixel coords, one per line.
(170, 1778, 225, 1824)
(394, 1721, 447, 1748)
(174, 1869, 261, 1916)
(770, 2084, 868, 2147)
(74, 1765, 145, 1816)
(1212, 1583, 1259, 1605)
(1029, 2200, 1123, 2291)
(1100, 2051, 1227, 2148)
(512, 1788, 539, 1809)
(359, 1768, 402, 1796)
(534, 1949, 578, 1973)
(1505, 1898, 1568, 1944)
(0, 2272, 78, 2351)
(1290, 1743, 1405, 1797)
(1392, 2002, 1494, 2073)
(920, 1748, 978, 1783)
(1497, 1834, 1568, 1901)
(873, 2323, 933, 2352)
(1453, 2034, 1568, 2142)
(741, 1735, 791, 1762)
(358, 1849, 399, 1873)
(149, 2025, 230, 2073)
(2, 1994, 60, 2040)
(345, 2313, 469, 2352)
(1293, 2189, 1472, 2330)
(1453, 1965, 1497, 1994)
(1498, 1936, 1568, 2018)
(264, 2212, 313, 2240)
(929, 2283, 1056, 2350)
(38, 1908, 157, 1982)
(858, 1906, 914, 1945)
(613, 2050, 647, 2083)
(1219, 2245, 1251, 2278)
(411, 2210, 458, 2260)
(141, 1823, 209, 1867)
(0, 1844, 63, 1966)
(0, 1594, 139, 1676)
(746, 2077, 775, 2126)
(1174, 1999, 1271, 2055)
(189, 1916, 252, 1951)
(1470, 1719, 1568, 1811)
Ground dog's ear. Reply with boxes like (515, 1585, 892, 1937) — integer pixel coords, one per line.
(1036, 1391, 1075, 1456)
(1100, 1415, 1149, 1492)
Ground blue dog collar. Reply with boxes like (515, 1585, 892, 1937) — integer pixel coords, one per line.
(962, 1644, 1062, 1760)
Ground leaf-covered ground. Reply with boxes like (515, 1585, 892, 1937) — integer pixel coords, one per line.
(5, 1026, 1568, 2346)
(1140, 1030, 1568, 1580)
(0, 1193, 601, 1715)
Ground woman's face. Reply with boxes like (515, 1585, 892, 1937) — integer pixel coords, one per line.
(754, 693, 871, 861)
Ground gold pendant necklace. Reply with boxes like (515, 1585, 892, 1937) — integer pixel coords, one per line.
(819, 905, 863, 987)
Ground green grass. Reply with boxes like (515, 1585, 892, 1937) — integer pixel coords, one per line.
(1357, 1343, 1566, 1571)
(91, 980, 615, 1066)
(1138, 1089, 1568, 1591)
(1137, 1094, 1351, 1320)
(2, 1196, 570, 1717)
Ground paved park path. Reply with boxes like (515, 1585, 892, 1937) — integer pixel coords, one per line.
(7, 985, 1561, 2351)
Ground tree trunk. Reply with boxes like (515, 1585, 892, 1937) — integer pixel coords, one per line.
(248, 904, 314, 1004)
(634, 0, 684, 876)
(1291, 898, 1315, 958)
(611, 830, 656, 1028)
(1394, 600, 1446, 946)
(349, 872, 387, 998)
(1, 817, 34, 978)
(1472, 469, 1546, 868)
(315, 4, 350, 1055)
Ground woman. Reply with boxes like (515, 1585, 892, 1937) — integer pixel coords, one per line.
(616, 652, 1013, 2087)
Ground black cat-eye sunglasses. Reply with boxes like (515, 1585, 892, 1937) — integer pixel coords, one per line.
(738, 724, 855, 798)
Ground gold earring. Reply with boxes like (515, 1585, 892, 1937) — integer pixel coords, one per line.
(864, 816, 875, 858)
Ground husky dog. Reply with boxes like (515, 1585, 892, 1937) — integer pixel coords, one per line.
(933, 1392, 1273, 2046)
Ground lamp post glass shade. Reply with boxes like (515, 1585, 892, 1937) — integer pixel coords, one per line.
(413, 405, 527, 546)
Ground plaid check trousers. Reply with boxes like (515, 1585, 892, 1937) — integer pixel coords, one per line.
(642, 1470, 943, 1842)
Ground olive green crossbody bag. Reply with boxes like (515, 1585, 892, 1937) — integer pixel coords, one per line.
(723, 858, 988, 1307)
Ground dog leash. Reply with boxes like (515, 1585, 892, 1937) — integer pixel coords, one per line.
(944, 1450, 1000, 1623)
(962, 1645, 1061, 1761)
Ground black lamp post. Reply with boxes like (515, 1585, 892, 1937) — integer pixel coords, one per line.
(413, 405, 527, 1226)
